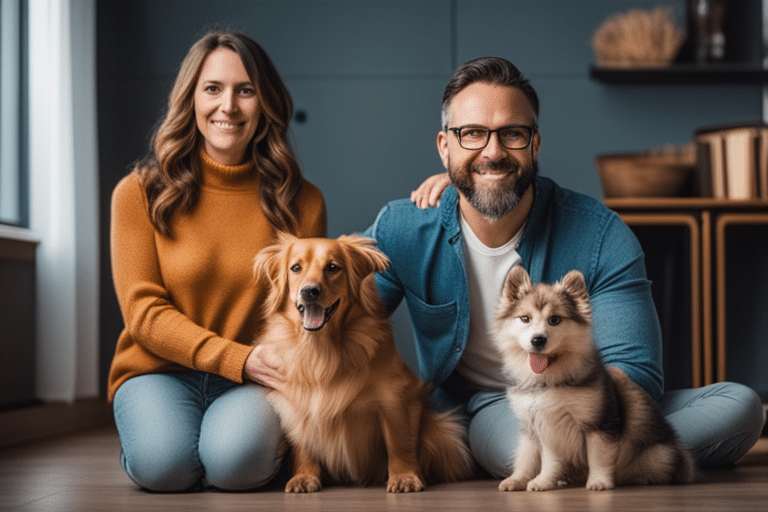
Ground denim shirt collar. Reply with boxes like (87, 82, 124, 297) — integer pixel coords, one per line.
(439, 186, 462, 244)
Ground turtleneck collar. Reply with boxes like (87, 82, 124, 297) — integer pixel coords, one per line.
(198, 147, 258, 191)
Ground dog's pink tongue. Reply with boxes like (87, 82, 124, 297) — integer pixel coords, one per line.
(302, 303, 326, 330)
(529, 354, 549, 374)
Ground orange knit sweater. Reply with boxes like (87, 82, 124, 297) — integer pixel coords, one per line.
(107, 149, 327, 401)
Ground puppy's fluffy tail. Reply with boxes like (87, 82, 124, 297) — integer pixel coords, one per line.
(673, 446, 697, 484)
(419, 409, 475, 483)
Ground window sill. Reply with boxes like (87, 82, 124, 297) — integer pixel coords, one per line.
(0, 224, 39, 261)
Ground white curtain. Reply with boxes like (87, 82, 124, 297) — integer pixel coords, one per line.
(1, 0, 21, 223)
(29, 0, 99, 402)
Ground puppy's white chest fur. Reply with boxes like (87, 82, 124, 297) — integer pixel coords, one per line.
(508, 386, 594, 465)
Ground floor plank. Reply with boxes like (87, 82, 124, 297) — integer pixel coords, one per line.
(1, 426, 766, 511)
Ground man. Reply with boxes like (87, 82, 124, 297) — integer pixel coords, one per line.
(362, 57, 764, 477)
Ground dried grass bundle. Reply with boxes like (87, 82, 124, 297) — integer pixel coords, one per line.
(592, 5, 685, 67)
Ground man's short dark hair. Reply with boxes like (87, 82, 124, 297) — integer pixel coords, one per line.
(441, 57, 539, 129)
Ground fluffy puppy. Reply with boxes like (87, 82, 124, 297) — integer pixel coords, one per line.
(252, 233, 473, 493)
(493, 266, 695, 491)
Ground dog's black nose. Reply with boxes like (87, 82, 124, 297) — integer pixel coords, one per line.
(531, 335, 547, 351)
(301, 285, 322, 302)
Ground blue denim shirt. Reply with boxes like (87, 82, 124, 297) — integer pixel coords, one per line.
(363, 176, 663, 401)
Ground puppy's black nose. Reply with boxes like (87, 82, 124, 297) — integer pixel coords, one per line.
(301, 285, 321, 302)
(531, 335, 547, 351)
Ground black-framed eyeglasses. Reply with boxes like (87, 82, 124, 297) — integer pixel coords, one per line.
(447, 124, 537, 150)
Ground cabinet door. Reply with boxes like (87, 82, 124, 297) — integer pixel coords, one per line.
(287, 77, 448, 371)
(288, 77, 447, 236)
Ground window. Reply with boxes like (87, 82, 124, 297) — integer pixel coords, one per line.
(1, 0, 24, 226)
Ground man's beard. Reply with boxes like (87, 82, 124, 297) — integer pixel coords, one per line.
(449, 157, 538, 221)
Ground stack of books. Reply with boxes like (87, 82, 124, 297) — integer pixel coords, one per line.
(694, 122, 768, 200)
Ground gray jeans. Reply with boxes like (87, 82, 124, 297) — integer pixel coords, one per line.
(464, 381, 765, 478)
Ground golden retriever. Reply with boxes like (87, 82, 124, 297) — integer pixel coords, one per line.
(252, 233, 473, 493)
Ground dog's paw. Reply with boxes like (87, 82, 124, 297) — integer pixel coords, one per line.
(285, 474, 322, 493)
(585, 477, 615, 491)
(498, 475, 528, 492)
(387, 472, 425, 493)
(526, 476, 559, 491)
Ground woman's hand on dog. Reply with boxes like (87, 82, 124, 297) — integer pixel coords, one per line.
(410, 173, 450, 209)
(244, 344, 285, 391)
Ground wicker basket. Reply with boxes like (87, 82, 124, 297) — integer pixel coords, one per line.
(591, 6, 685, 68)
(595, 150, 695, 198)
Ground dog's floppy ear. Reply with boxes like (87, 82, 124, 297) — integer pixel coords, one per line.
(253, 232, 296, 313)
(559, 270, 592, 322)
(338, 235, 390, 280)
(501, 265, 532, 305)
(338, 235, 389, 317)
(253, 233, 292, 282)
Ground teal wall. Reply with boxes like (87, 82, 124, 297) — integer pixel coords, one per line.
(97, 0, 766, 394)
(98, 0, 764, 236)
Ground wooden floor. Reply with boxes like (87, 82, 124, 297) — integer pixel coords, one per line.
(1, 426, 766, 512)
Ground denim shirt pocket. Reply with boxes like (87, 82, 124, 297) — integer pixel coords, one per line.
(403, 289, 460, 384)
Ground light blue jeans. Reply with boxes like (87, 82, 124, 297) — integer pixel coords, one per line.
(113, 372, 283, 492)
(465, 381, 766, 478)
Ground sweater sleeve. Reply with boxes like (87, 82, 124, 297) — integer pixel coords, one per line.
(110, 175, 252, 383)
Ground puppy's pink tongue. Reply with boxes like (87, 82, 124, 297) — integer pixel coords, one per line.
(529, 354, 549, 374)
(302, 303, 326, 330)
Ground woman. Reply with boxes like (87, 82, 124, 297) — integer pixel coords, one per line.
(109, 30, 327, 492)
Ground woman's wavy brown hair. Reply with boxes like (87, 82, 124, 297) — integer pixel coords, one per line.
(135, 30, 302, 237)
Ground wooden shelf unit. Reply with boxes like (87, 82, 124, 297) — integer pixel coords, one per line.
(605, 197, 768, 388)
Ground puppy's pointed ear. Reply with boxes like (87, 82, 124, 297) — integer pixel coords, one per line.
(338, 235, 390, 279)
(501, 265, 531, 305)
(559, 269, 587, 297)
(559, 270, 592, 322)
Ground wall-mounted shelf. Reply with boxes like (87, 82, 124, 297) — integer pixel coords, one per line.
(590, 63, 768, 84)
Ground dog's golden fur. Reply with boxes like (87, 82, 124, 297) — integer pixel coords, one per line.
(493, 266, 695, 492)
(253, 233, 473, 493)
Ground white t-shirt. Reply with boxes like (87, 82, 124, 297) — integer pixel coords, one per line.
(455, 214, 523, 390)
